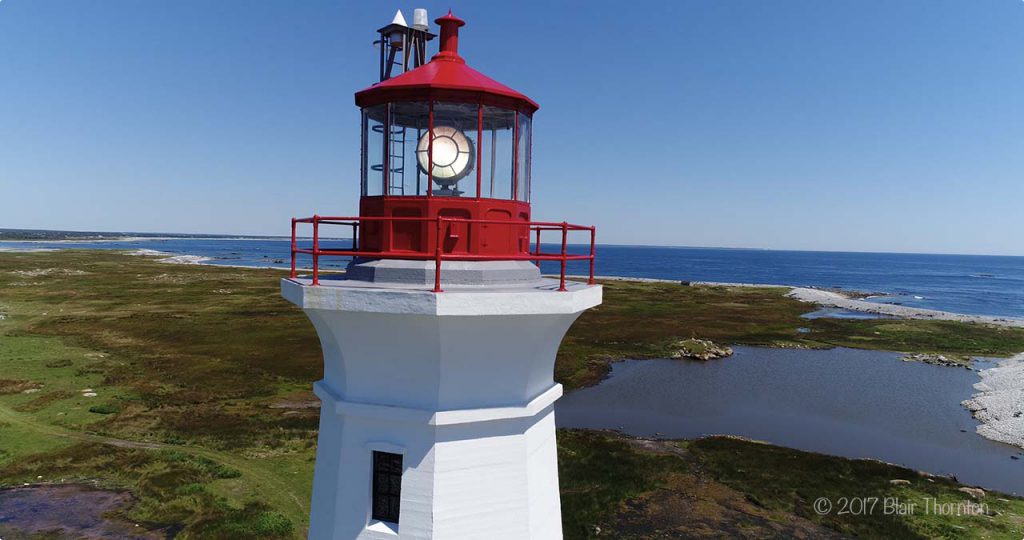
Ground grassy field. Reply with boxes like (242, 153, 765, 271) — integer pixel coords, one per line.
(561, 431, 1024, 539)
(1, 250, 1023, 538)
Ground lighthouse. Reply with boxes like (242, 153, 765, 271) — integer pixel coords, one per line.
(284, 10, 600, 539)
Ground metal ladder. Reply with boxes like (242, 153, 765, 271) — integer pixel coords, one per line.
(371, 124, 407, 195)
(387, 125, 405, 195)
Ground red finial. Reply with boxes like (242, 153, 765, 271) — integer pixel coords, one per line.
(434, 10, 466, 62)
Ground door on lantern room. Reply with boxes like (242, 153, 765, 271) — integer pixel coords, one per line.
(390, 207, 423, 252)
(438, 208, 470, 254)
(482, 208, 515, 255)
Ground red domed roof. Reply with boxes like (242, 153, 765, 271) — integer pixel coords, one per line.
(354, 12, 539, 114)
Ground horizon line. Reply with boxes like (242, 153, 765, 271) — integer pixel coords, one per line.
(2, 227, 1023, 259)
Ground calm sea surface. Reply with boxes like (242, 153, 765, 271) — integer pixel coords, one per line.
(3, 238, 1022, 318)
(556, 347, 1024, 495)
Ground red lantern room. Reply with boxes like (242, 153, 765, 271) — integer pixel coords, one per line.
(355, 11, 536, 256)
(291, 10, 595, 292)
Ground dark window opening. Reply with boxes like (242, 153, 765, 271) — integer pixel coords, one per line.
(372, 451, 403, 523)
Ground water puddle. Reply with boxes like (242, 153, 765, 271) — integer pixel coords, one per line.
(0, 484, 171, 539)
(801, 308, 890, 320)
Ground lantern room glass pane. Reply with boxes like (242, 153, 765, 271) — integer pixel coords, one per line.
(387, 101, 430, 196)
(363, 103, 527, 201)
(516, 114, 531, 202)
(362, 105, 386, 197)
(480, 106, 515, 200)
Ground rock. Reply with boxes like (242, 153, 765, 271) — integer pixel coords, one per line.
(889, 479, 911, 486)
(670, 339, 733, 361)
(901, 353, 967, 367)
(958, 487, 986, 499)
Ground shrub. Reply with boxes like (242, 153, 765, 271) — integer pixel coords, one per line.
(88, 403, 120, 414)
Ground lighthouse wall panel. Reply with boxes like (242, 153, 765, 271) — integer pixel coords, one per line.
(309, 391, 440, 540)
(308, 391, 563, 539)
(308, 409, 344, 537)
(302, 309, 585, 410)
(525, 409, 563, 537)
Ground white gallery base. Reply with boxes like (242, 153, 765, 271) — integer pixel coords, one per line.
(310, 381, 564, 540)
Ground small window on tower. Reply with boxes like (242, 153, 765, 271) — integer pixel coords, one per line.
(371, 451, 403, 524)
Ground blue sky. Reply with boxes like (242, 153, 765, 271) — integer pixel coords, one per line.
(1, 1, 1022, 255)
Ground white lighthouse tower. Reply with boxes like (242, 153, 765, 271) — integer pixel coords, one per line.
(283, 10, 601, 540)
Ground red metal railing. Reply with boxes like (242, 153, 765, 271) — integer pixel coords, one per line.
(290, 216, 596, 292)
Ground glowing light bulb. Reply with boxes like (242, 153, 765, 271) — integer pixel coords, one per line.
(416, 126, 474, 184)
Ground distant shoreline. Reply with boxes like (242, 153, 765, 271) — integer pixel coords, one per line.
(577, 275, 1024, 329)
(0, 235, 293, 243)
(4, 230, 1024, 258)
(785, 286, 1024, 329)
(6, 243, 1024, 327)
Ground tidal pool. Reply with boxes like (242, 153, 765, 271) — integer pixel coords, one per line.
(0, 484, 171, 539)
(556, 346, 1024, 495)
(800, 308, 890, 320)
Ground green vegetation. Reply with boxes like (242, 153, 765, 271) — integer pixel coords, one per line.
(559, 432, 1024, 540)
(89, 403, 121, 414)
(1, 251, 1023, 538)
(0, 251, 317, 537)
(558, 430, 688, 538)
(0, 443, 290, 538)
(693, 437, 1024, 540)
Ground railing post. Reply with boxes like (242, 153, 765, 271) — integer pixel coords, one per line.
(512, 110, 519, 200)
(588, 226, 596, 285)
(559, 221, 568, 292)
(290, 218, 297, 279)
(534, 226, 541, 266)
(312, 215, 320, 286)
(433, 217, 444, 293)
(427, 102, 434, 199)
(476, 104, 483, 200)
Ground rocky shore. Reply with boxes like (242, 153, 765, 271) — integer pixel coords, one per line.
(962, 354, 1024, 450)
(786, 287, 1024, 329)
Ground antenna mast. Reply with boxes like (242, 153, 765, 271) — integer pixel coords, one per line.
(375, 9, 436, 82)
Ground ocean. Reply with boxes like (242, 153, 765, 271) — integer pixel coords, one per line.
(2, 237, 1023, 319)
